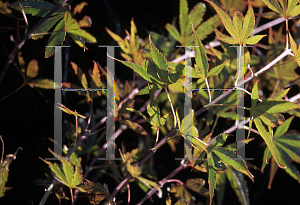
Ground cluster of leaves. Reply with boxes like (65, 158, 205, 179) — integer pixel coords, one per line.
(9, 0, 96, 57)
(2, 0, 300, 204)
(0, 137, 22, 198)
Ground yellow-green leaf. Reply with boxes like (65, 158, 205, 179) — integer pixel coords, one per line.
(28, 79, 54, 89)
(205, 0, 237, 40)
(289, 32, 300, 67)
(26, 59, 39, 78)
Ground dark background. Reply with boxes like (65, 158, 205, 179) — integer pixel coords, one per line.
(0, 0, 300, 204)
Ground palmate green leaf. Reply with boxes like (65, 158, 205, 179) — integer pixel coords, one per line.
(263, 123, 300, 188)
(261, 117, 300, 186)
(192, 24, 208, 78)
(274, 116, 294, 138)
(207, 60, 227, 78)
(206, 0, 266, 45)
(192, 24, 226, 86)
(187, 3, 205, 34)
(179, 0, 188, 37)
(165, 24, 181, 42)
(107, 19, 145, 65)
(32, 14, 63, 40)
(207, 153, 217, 205)
(9, 1, 64, 17)
(180, 111, 208, 156)
(254, 99, 300, 114)
(168, 78, 185, 93)
(289, 32, 300, 67)
(147, 85, 160, 130)
(216, 173, 226, 205)
(250, 81, 300, 142)
(208, 134, 229, 151)
(254, 117, 286, 169)
(272, 89, 290, 100)
(165, 0, 219, 46)
(205, 0, 237, 41)
(211, 153, 227, 173)
(213, 147, 254, 181)
(226, 167, 250, 205)
(40, 149, 82, 189)
(196, 15, 220, 41)
(120, 60, 152, 83)
(45, 18, 65, 58)
(262, 0, 300, 19)
(64, 11, 96, 43)
(244, 35, 268, 44)
(149, 36, 170, 85)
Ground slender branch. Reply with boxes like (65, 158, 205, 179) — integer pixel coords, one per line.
(285, 18, 289, 50)
(205, 78, 212, 102)
(136, 118, 251, 204)
(103, 43, 294, 205)
(103, 128, 176, 204)
(172, 18, 286, 63)
(40, 13, 292, 205)
(136, 164, 187, 205)
(165, 87, 177, 127)
(194, 49, 293, 118)
(0, 0, 69, 84)
(0, 83, 25, 102)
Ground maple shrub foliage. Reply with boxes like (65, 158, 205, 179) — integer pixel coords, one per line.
(2, 0, 300, 204)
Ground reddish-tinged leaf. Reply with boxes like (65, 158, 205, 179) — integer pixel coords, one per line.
(73, 2, 88, 15)
(79, 16, 92, 28)
(90, 61, 101, 88)
(79, 179, 110, 204)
